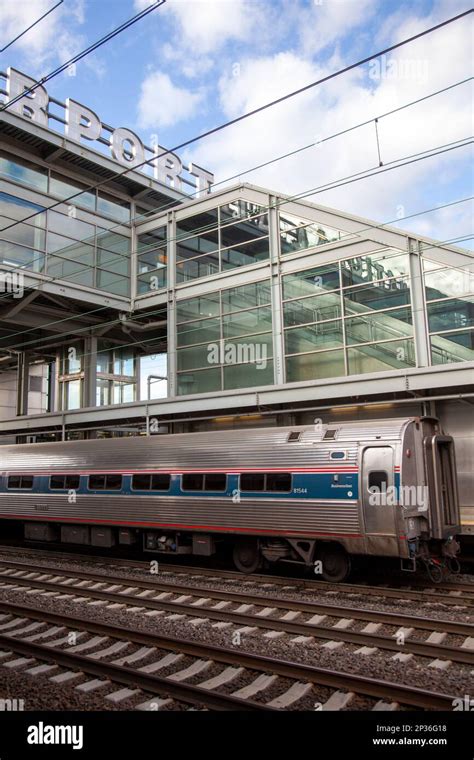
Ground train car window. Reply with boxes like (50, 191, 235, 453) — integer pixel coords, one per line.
(204, 473, 227, 491)
(368, 471, 388, 492)
(132, 474, 171, 491)
(266, 473, 292, 492)
(151, 474, 171, 491)
(7, 475, 34, 489)
(323, 429, 337, 440)
(50, 475, 80, 490)
(182, 473, 204, 491)
(88, 474, 122, 490)
(330, 451, 346, 460)
(240, 473, 265, 491)
(131, 473, 151, 490)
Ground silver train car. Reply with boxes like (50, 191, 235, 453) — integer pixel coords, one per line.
(0, 416, 461, 581)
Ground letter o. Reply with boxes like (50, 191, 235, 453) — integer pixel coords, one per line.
(110, 128, 145, 167)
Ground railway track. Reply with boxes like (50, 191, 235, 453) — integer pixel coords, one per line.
(0, 600, 463, 711)
(0, 544, 473, 604)
(0, 559, 472, 667)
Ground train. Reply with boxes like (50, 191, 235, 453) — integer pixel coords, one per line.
(0, 416, 461, 582)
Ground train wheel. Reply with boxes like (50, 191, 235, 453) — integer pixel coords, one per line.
(317, 545, 351, 583)
(233, 539, 262, 574)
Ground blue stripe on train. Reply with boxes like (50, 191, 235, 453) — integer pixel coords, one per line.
(0, 472, 364, 500)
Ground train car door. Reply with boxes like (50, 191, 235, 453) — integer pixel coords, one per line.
(361, 446, 397, 540)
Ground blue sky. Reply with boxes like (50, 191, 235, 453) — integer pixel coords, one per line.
(1, 0, 473, 248)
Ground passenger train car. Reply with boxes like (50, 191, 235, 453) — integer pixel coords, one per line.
(0, 417, 461, 581)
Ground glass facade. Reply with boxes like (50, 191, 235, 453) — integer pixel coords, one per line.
(423, 259, 474, 364)
(279, 210, 352, 255)
(1, 141, 471, 406)
(0, 152, 132, 295)
(176, 280, 273, 395)
(175, 200, 270, 283)
(137, 225, 167, 293)
(282, 249, 415, 382)
(58, 343, 137, 410)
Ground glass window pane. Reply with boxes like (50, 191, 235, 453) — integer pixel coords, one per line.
(97, 230, 130, 254)
(430, 330, 474, 364)
(0, 241, 44, 271)
(132, 473, 151, 490)
(220, 213, 269, 249)
(424, 264, 474, 300)
(176, 253, 219, 281)
(0, 152, 47, 192)
(138, 249, 167, 271)
(286, 349, 345, 382)
(113, 349, 135, 376)
(285, 321, 344, 354)
(48, 211, 95, 242)
(205, 473, 227, 491)
(177, 295, 220, 322)
(182, 473, 204, 490)
(177, 317, 220, 347)
(427, 297, 474, 332)
(97, 192, 130, 222)
(176, 209, 218, 239)
(151, 474, 171, 491)
(96, 378, 111, 406)
(221, 236, 269, 269)
(65, 379, 81, 409)
(266, 473, 292, 492)
(177, 367, 221, 395)
(96, 270, 129, 296)
(240, 472, 265, 491)
(47, 254, 94, 283)
(282, 264, 340, 300)
(342, 250, 409, 287)
(177, 343, 213, 371)
(222, 280, 271, 313)
(347, 338, 416, 374)
(223, 359, 274, 390)
(177, 231, 218, 260)
(279, 211, 346, 255)
(0, 191, 46, 224)
(50, 173, 96, 210)
(223, 307, 272, 338)
(284, 293, 341, 326)
(46, 233, 94, 260)
(343, 279, 411, 314)
(0, 218, 45, 250)
(345, 308, 413, 346)
(220, 199, 265, 224)
(137, 227, 167, 253)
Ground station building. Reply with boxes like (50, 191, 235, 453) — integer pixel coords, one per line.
(0, 68, 473, 534)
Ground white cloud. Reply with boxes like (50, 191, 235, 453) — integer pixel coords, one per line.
(0, 0, 85, 71)
(135, 0, 261, 53)
(137, 70, 205, 129)
(184, 4, 473, 242)
(298, 0, 379, 57)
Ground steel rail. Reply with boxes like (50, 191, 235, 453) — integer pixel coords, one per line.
(0, 601, 460, 710)
(0, 564, 472, 656)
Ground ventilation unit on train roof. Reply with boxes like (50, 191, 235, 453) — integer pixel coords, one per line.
(323, 429, 338, 440)
(287, 431, 302, 442)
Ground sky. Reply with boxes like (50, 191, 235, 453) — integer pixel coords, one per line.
(0, 0, 472, 247)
